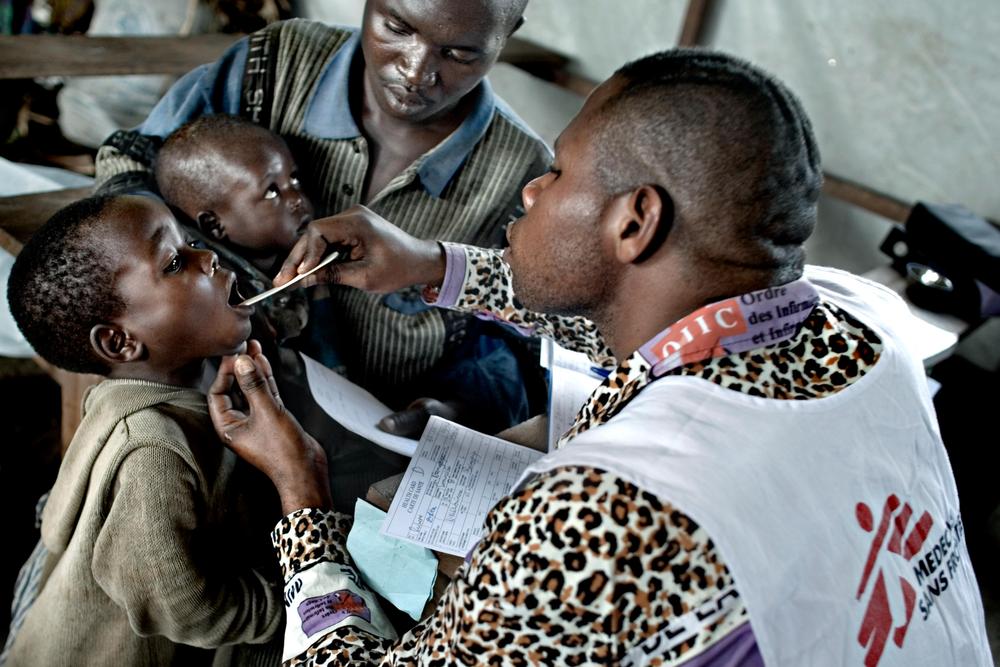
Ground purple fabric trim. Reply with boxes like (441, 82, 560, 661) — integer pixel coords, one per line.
(677, 622, 763, 667)
(977, 281, 1000, 317)
(432, 243, 468, 307)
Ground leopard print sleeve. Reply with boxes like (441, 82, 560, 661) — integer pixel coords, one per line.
(441, 243, 616, 368)
(364, 466, 747, 666)
(271, 509, 399, 665)
(270, 471, 747, 666)
(271, 509, 354, 582)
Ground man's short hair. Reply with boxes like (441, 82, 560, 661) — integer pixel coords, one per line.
(155, 114, 279, 212)
(594, 49, 822, 282)
(496, 0, 528, 32)
(7, 195, 126, 375)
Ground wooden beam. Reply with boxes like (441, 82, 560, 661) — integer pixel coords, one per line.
(0, 226, 23, 257)
(678, 0, 715, 47)
(821, 173, 911, 223)
(0, 187, 92, 246)
(0, 34, 240, 79)
(499, 36, 570, 70)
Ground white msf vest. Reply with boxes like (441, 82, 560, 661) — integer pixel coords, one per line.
(516, 266, 992, 666)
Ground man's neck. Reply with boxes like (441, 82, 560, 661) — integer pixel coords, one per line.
(355, 68, 473, 202)
(597, 267, 727, 362)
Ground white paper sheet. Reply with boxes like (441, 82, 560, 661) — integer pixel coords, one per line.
(541, 338, 605, 451)
(300, 353, 418, 457)
(381, 416, 545, 556)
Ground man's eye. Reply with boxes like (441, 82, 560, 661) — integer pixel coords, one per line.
(165, 255, 183, 273)
(442, 48, 476, 65)
(187, 238, 206, 249)
(264, 184, 280, 200)
(290, 174, 301, 187)
(384, 19, 408, 35)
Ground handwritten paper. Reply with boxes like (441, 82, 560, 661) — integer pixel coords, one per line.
(381, 416, 545, 556)
(540, 338, 605, 450)
(300, 353, 418, 457)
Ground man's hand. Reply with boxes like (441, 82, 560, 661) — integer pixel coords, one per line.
(377, 397, 463, 439)
(208, 340, 333, 515)
(274, 205, 447, 292)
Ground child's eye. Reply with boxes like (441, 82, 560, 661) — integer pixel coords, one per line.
(165, 254, 183, 274)
(264, 184, 280, 200)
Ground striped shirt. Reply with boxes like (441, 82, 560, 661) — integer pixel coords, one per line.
(95, 20, 551, 397)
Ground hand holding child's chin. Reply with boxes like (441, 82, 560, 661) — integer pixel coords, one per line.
(208, 340, 333, 514)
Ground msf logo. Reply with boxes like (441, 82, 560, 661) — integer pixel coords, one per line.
(854, 495, 933, 667)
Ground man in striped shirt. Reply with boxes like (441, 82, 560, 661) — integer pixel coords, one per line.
(94, 0, 550, 437)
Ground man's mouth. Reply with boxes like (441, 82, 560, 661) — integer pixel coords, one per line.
(385, 82, 432, 107)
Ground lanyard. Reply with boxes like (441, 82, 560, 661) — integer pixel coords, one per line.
(637, 278, 820, 378)
(558, 278, 820, 447)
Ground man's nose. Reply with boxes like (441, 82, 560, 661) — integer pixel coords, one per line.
(398, 42, 437, 87)
(521, 172, 551, 211)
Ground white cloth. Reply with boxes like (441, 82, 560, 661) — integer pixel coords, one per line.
(0, 157, 93, 357)
(515, 266, 992, 666)
(57, 0, 218, 148)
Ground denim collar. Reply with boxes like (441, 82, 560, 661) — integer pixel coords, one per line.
(303, 28, 497, 198)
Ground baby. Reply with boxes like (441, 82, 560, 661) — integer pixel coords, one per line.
(4, 195, 283, 665)
(155, 114, 314, 276)
(154, 114, 535, 439)
(155, 114, 313, 345)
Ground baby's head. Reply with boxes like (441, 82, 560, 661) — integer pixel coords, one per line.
(8, 195, 253, 382)
(155, 115, 314, 258)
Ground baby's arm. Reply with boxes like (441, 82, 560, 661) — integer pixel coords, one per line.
(92, 442, 283, 647)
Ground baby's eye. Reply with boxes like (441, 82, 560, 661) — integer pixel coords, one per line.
(165, 254, 183, 274)
(264, 184, 280, 200)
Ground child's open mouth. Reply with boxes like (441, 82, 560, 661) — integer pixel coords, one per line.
(226, 273, 249, 310)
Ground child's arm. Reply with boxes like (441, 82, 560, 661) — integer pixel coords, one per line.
(92, 442, 283, 647)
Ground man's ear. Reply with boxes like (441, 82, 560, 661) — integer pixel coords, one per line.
(197, 211, 226, 240)
(612, 184, 674, 264)
(507, 15, 525, 37)
(90, 324, 145, 366)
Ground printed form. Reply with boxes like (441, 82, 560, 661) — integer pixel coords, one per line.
(382, 416, 545, 556)
(300, 353, 418, 457)
(541, 338, 606, 450)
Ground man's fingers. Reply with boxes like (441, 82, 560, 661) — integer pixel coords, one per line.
(296, 234, 328, 274)
(275, 236, 310, 286)
(376, 398, 459, 438)
(250, 345, 283, 408)
(233, 354, 281, 415)
(208, 354, 246, 437)
(378, 405, 431, 439)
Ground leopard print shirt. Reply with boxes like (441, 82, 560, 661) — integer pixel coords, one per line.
(271, 246, 883, 665)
